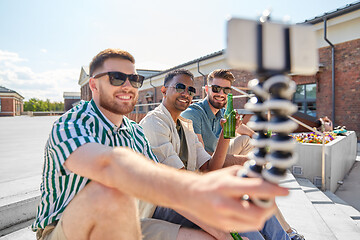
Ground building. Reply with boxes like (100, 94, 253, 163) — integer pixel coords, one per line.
(78, 2, 360, 139)
(63, 92, 81, 111)
(78, 66, 91, 101)
(0, 86, 24, 116)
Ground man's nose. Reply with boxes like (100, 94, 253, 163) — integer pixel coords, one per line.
(182, 90, 190, 96)
(121, 78, 132, 88)
(218, 88, 226, 94)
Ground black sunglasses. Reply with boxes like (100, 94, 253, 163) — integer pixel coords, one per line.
(167, 83, 196, 96)
(209, 85, 232, 94)
(92, 71, 145, 88)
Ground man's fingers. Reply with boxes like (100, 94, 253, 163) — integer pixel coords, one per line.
(232, 177, 289, 198)
(246, 178, 289, 197)
(208, 166, 289, 198)
(220, 118, 227, 128)
(209, 199, 276, 232)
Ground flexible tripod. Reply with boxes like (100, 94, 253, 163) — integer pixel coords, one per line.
(226, 14, 318, 207)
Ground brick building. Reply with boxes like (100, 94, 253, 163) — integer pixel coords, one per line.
(63, 92, 81, 111)
(0, 86, 24, 116)
(78, 2, 360, 139)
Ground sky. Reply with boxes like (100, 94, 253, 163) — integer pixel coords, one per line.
(0, 0, 356, 102)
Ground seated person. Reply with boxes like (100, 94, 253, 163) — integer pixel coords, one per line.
(315, 116, 333, 132)
(140, 69, 290, 240)
(181, 69, 254, 157)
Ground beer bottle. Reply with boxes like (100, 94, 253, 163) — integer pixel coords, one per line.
(223, 93, 236, 139)
(231, 232, 243, 240)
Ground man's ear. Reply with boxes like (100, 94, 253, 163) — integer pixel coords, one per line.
(89, 78, 98, 92)
(204, 85, 209, 94)
(161, 86, 167, 97)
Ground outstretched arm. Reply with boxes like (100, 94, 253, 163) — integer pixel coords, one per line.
(65, 143, 288, 232)
(201, 128, 230, 171)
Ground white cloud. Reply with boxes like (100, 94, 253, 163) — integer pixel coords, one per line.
(40, 49, 48, 53)
(0, 50, 80, 102)
(0, 50, 27, 63)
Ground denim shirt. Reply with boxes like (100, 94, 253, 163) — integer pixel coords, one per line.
(181, 99, 224, 153)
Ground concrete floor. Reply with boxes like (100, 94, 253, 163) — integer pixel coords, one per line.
(0, 116, 58, 183)
(335, 144, 360, 212)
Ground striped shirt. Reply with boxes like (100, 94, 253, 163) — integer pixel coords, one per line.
(32, 100, 158, 231)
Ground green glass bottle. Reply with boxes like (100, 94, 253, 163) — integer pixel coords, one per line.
(223, 93, 236, 139)
(230, 232, 243, 240)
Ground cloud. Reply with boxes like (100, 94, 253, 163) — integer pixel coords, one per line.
(0, 50, 27, 63)
(0, 50, 80, 102)
(40, 49, 48, 53)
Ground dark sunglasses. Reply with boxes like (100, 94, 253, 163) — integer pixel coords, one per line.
(167, 83, 196, 96)
(92, 71, 145, 88)
(209, 85, 232, 94)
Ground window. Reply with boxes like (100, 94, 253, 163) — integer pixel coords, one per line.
(293, 84, 316, 117)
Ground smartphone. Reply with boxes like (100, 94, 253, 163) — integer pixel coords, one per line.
(226, 17, 318, 75)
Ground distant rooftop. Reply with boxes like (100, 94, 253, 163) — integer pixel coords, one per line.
(0, 86, 16, 93)
(63, 92, 81, 99)
(302, 1, 360, 24)
(0, 86, 24, 99)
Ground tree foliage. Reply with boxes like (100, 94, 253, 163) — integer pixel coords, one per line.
(23, 98, 64, 112)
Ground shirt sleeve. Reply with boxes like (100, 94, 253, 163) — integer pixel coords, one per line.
(181, 108, 202, 134)
(48, 111, 100, 169)
(195, 134, 211, 169)
(132, 123, 159, 163)
(140, 115, 185, 169)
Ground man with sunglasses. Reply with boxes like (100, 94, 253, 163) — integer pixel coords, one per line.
(32, 49, 288, 240)
(181, 69, 254, 158)
(140, 69, 231, 174)
(140, 69, 290, 240)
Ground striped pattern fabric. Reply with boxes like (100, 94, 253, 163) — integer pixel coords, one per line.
(32, 100, 158, 230)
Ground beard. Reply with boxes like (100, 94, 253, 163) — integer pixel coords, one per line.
(208, 94, 227, 109)
(98, 86, 138, 115)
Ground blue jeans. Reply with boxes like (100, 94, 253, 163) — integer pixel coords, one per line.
(152, 207, 290, 240)
(240, 215, 290, 240)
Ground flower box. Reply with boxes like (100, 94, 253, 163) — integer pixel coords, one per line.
(291, 131, 357, 192)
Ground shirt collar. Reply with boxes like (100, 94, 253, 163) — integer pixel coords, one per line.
(90, 99, 129, 133)
(201, 98, 223, 120)
(158, 103, 193, 126)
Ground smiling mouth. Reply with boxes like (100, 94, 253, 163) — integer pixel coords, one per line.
(214, 96, 225, 101)
(116, 95, 132, 100)
(177, 98, 189, 103)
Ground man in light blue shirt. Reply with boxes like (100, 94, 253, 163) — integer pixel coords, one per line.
(181, 69, 254, 155)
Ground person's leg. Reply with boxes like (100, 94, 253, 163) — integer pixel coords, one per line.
(239, 231, 265, 240)
(228, 135, 253, 156)
(141, 217, 218, 240)
(141, 218, 181, 240)
(152, 207, 250, 240)
(259, 215, 290, 240)
(274, 207, 292, 233)
(152, 207, 200, 229)
(60, 181, 141, 240)
(177, 228, 217, 240)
